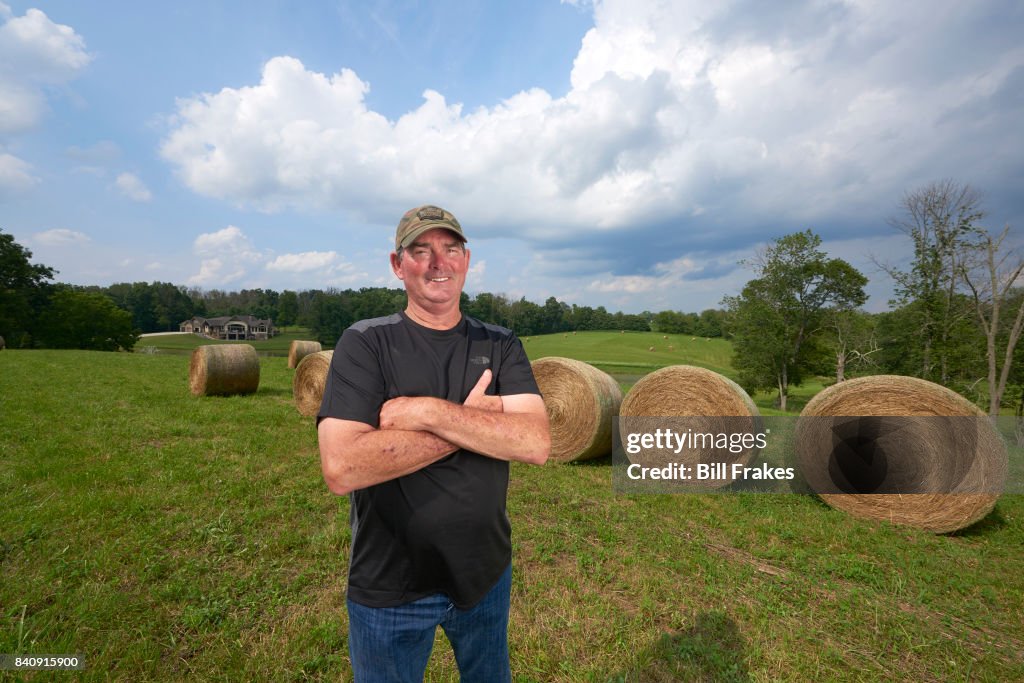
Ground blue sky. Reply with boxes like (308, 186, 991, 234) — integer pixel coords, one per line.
(2, 1, 1022, 313)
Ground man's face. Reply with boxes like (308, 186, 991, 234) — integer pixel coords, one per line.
(391, 228, 470, 310)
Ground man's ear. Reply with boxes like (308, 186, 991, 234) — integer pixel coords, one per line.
(390, 251, 404, 280)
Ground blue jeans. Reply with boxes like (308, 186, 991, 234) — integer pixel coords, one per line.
(346, 564, 512, 683)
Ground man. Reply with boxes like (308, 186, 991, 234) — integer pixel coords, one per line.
(317, 204, 550, 682)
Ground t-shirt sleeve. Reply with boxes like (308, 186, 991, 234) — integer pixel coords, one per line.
(318, 327, 386, 428)
(495, 335, 541, 397)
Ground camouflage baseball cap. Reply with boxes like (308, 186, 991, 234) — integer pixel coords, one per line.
(394, 205, 467, 251)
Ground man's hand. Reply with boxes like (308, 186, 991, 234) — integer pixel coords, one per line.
(379, 370, 502, 432)
(463, 369, 503, 412)
(378, 395, 434, 432)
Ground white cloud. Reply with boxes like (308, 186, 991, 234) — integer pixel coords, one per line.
(184, 227, 369, 289)
(31, 227, 89, 246)
(188, 257, 238, 287)
(193, 225, 256, 256)
(188, 225, 264, 286)
(467, 258, 486, 289)
(0, 5, 90, 134)
(266, 250, 338, 272)
(265, 250, 372, 288)
(0, 80, 43, 133)
(0, 152, 38, 196)
(587, 256, 703, 294)
(160, 1, 1024, 296)
(114, 172, 152, 202)
(322, 262, 369, 287)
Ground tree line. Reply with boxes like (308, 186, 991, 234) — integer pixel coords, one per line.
(0, 231, 727, 351)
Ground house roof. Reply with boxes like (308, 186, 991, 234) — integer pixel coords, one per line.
(184, 315, 274, 327)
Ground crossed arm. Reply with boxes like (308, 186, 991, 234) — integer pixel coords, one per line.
(318, 369, 551, 495)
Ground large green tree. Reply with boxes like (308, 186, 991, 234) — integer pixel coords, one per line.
(37, 287, 139, 351)
(724, 230, 867, 411)
(0, 230, 56, 347)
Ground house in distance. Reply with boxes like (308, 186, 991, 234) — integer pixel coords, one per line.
(179, 315, 276, 341)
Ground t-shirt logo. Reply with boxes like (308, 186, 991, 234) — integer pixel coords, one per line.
(470, 355, 490, 365)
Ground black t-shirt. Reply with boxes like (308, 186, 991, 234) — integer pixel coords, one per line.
(318, 311, 540, 609)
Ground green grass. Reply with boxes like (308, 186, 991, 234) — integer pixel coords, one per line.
(523, 330, 734, 377)
(1, 342, 1022, 681)
(521, 330, 821, 414)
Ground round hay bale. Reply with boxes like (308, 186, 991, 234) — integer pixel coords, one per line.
(532, 357, 623, 463)
(621, 365, 758, 418)
(619, 365, 761, 487)
(796, 375, 1008, 533)
(287, 340, 322, 369)
(189, 344, 260, 396)
(293, 350, 334, 417)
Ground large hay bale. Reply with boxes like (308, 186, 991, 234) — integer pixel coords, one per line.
(293, 350, 334, 417)
(796, 375, 1008, 533)
(619, 365, 761, 487)
(287, 340, 322, 369)
(532, 357, 623, 463)
(189, 344, 260, 396)
(620, 364, 759, 420)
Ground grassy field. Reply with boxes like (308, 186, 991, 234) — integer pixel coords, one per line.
(521, 330, 823, 414)
(1, 332, 1022, 681)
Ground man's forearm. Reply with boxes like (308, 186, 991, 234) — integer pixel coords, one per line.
(381, 397, 549, 465)
(433, 402, 549, 464)
(318, 423, 456, 495)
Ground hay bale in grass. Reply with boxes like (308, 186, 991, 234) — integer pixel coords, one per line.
(189, 344, 260, 396)
(293, 350, 334, 417)
(532, 357, 623, 463)
(287, 340, 322, 369)
(619, 365, 761, 487)
(796, 375, 1007, 533)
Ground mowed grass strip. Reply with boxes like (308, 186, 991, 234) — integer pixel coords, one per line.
(523, 331, 734, 379)
(0, 346, 1021, 681)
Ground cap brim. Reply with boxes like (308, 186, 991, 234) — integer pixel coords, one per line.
(398, 223, 467, 249)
